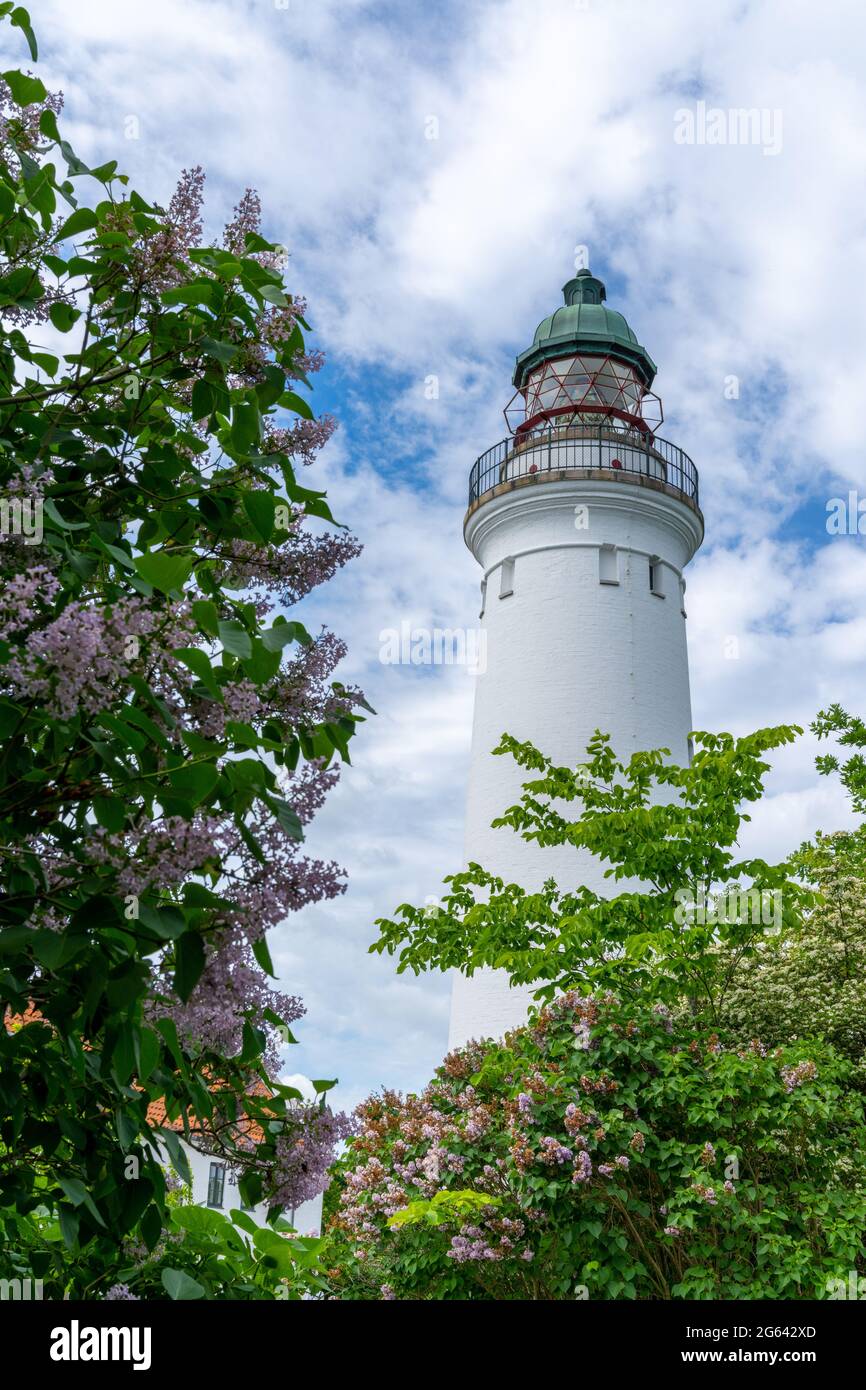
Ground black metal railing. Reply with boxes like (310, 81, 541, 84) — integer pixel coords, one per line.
(468, 425, 700, 509)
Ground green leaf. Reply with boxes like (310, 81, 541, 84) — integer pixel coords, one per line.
(173, 931, 206, 1002)
(54, 206, 98, 241)
(141, 1203, 163, 1251)
(226, 758, 268, 793)
(230, 1208, 259, 1236)
(191, 599, 220, 637)
(311, 1077, 337, 1095)
(218, 618, 252, 660)
(138, 903, 186, 941)
(241, 638, 281, 685)
(168, 762, 220, 806)
(93, 797, 126, 832)
(1, 67, 46, 105)
(242, 490, 275, 543)
(134, 550, 194, 594)
(48, 301, 81, 333)
(11, 8, 38, 61)
(161, 1268, 206, 1301)
(280, 390, 314, 421)
(261, 620, 298, 653)
(231, 400, 261, 453)
(39, 107, 60, 142)
(58, 1177, 105, 1227)
(200, 335, 236, 364)
(42, 501, 88, 534)
(252, 935, 275, 978)
(162, 281, 217, 308)
(191, 378, 215, 419)
(174, 647, 221, 699)
(135, 1026, 161, 1081)
(265, 795, 304, 841)
(58, 1207, 80, 1250)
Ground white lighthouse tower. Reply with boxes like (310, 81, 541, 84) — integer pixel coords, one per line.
(449, 267, 704, 1049)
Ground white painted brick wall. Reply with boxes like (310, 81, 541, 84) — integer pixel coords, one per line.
(449, 479, 703, 1048)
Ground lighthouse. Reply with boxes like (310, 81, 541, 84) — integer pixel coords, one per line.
(448, 267, 704, 1049)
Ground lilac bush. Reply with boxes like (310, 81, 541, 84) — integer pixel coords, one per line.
(0, 8, 356, 1288)
(326, 993, 866, 1300)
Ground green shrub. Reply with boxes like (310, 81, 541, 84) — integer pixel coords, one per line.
(328, 993, 866, 1300)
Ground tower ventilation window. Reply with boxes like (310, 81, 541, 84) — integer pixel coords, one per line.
(598, 545, 619, 586)
(649, 557, 665, 598)
(479, 578, 487, 618)
(499, 557, 515, 599)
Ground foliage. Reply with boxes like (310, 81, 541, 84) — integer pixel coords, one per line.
(715, 707, 866, 1082)
(812, 703, 866, 814)
(373, 726, 809, 1018)
(715, 836, 866, 1083)
(0, 8, 359, 1287)
(327, 993, 866, 1300)
(2, 1196, 331, 1300)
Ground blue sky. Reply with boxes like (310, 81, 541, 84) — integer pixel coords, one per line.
(26, 0, 866, 1108)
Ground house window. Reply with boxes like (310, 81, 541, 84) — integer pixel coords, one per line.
(207, 1162, 226, 1208)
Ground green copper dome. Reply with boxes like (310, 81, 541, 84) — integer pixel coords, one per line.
(513, 269, 657, 390)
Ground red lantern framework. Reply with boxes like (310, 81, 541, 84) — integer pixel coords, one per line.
(506, 268, 662, 442)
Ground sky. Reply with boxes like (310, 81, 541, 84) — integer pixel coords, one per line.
(18, 0, 866, 1109)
